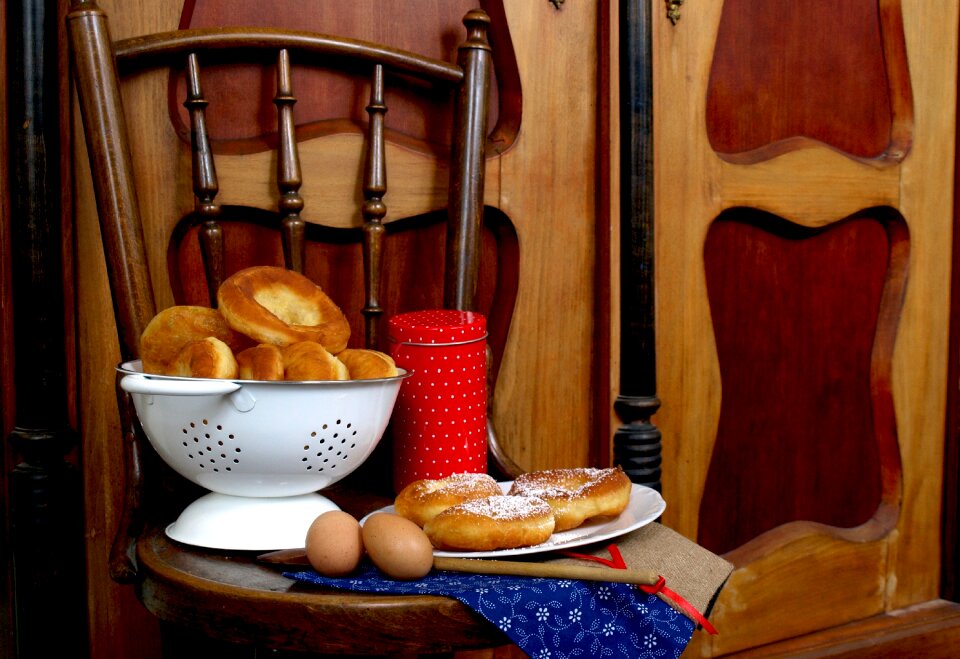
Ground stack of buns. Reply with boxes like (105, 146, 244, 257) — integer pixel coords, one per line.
(394, 467, 633, 552)
(139, 265, 398, 381)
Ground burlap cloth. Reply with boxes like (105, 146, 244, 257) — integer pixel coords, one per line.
(546, 522, 734, 620)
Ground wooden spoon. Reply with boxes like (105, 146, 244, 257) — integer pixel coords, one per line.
(258, 548, 658, 586)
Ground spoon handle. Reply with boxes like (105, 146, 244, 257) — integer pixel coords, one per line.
(432, 556, 658, 585)
(258, 549, 659, 586)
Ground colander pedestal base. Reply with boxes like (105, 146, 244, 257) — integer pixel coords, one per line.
(165, 492, 339, 550)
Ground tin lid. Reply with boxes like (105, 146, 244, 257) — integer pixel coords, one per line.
(388, 309, 487, 344)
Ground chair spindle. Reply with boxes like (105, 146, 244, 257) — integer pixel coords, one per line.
(184, 53, 224, 306)
(275, 48, 306, 273)
(445, 9, 491, 311)
(361, 64, 388, 348)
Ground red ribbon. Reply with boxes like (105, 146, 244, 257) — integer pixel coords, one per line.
(558, 544, 719, 635)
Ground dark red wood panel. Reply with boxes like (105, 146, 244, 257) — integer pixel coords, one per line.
(706, 0, 911, 162)
(170, 0, 518, 155)
(698, 209, 906, 555)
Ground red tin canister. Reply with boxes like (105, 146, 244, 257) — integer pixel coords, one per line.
(387, 309, 488, 493)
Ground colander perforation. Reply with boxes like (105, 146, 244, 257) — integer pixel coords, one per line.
(301, 419, 357, 472)
(121, 361, 405, 500)
(181, 419, 240, 472)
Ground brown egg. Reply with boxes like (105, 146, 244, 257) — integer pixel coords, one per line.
(304, 510, 364, 577)
(361, 512, 434, 580)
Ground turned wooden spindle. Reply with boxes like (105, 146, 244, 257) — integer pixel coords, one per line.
(184, 52, 223, 306)
(361, 64, 388, 348)
(275, 48, 306, 273)
(445, 8, 491, 311)
(67, 0, 158, 587)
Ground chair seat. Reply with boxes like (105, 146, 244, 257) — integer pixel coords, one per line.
(136, 524, 508, 654)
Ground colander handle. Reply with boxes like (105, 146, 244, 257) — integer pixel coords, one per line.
(120, 375, 257, 412)
(119, 375, 242, 397)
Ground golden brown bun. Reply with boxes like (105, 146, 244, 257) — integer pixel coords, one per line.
(281, 341, 349, 381)
(507, 466, 632, 532)
(395, 472, 502, 528)
(337, 348, 399, 380)
(424, 495, 555, 551)
(167, 336, 239, 379)
(217, 266, 350, 353)
(236, 344, 285, 381)
(139, 305, 249, 375)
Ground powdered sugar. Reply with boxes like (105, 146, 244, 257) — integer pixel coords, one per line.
(454, 495, 551, 520)
(438, 472, 497, 490)
(509, 467, 614, 499)
(420, 472, 499, 497)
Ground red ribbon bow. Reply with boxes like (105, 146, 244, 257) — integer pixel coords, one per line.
(558, 544, 719, 635)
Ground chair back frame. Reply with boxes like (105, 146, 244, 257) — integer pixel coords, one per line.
(67, 0, 491, 580)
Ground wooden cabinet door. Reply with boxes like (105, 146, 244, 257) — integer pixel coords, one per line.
(652, 0, 959, 654)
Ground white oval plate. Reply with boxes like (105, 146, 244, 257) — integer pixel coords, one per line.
(363, 481, 665, 558)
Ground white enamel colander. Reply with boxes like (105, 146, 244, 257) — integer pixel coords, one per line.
(118, 360, 407, 550)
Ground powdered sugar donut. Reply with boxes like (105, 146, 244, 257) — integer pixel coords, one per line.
(423, 495, 555, 551)
(395, 472, 502, 528)
(508, 466, 632, 532)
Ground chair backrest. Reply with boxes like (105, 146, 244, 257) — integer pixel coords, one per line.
(68, 0, 491, 356)
(67, 0, 497, 579)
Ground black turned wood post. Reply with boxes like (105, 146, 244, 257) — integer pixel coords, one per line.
(614, 0, 661, 491)
(6, 0, 88, 656)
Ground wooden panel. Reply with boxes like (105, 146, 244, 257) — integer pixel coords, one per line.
(210, 133, 473, 230)
(654, 0, 957, 654)
(171, 0, 514, 155)
(493, 0, 605, 470)
(699, 210, 902, 554)
(722, 599, 960, 657)
(707, 532, 889, 652)
(890, 2, 958, 610)
(706, 0, 911, 164)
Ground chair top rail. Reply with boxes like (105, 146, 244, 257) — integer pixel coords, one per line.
(111, 27, 464, 84)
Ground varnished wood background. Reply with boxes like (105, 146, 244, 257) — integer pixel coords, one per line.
(654, 1, 959, 655)
(0, 0, 951, 656)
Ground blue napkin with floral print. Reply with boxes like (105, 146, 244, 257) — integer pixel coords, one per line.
(286, 561, 696, 657)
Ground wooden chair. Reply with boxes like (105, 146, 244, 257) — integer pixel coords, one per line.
(68, 0, 518, 653)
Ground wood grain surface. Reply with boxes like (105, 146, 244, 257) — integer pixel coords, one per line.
(653, 1, 959, 655)
(69, 0, 960, 656)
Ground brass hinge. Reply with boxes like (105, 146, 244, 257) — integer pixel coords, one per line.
(666, 0, 685, 25)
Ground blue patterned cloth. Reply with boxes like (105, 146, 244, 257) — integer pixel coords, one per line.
(286, 562, 695, 658)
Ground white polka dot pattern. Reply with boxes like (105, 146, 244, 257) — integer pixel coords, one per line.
(388, 310, 488, 492)
(387, 309, 487, 345)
